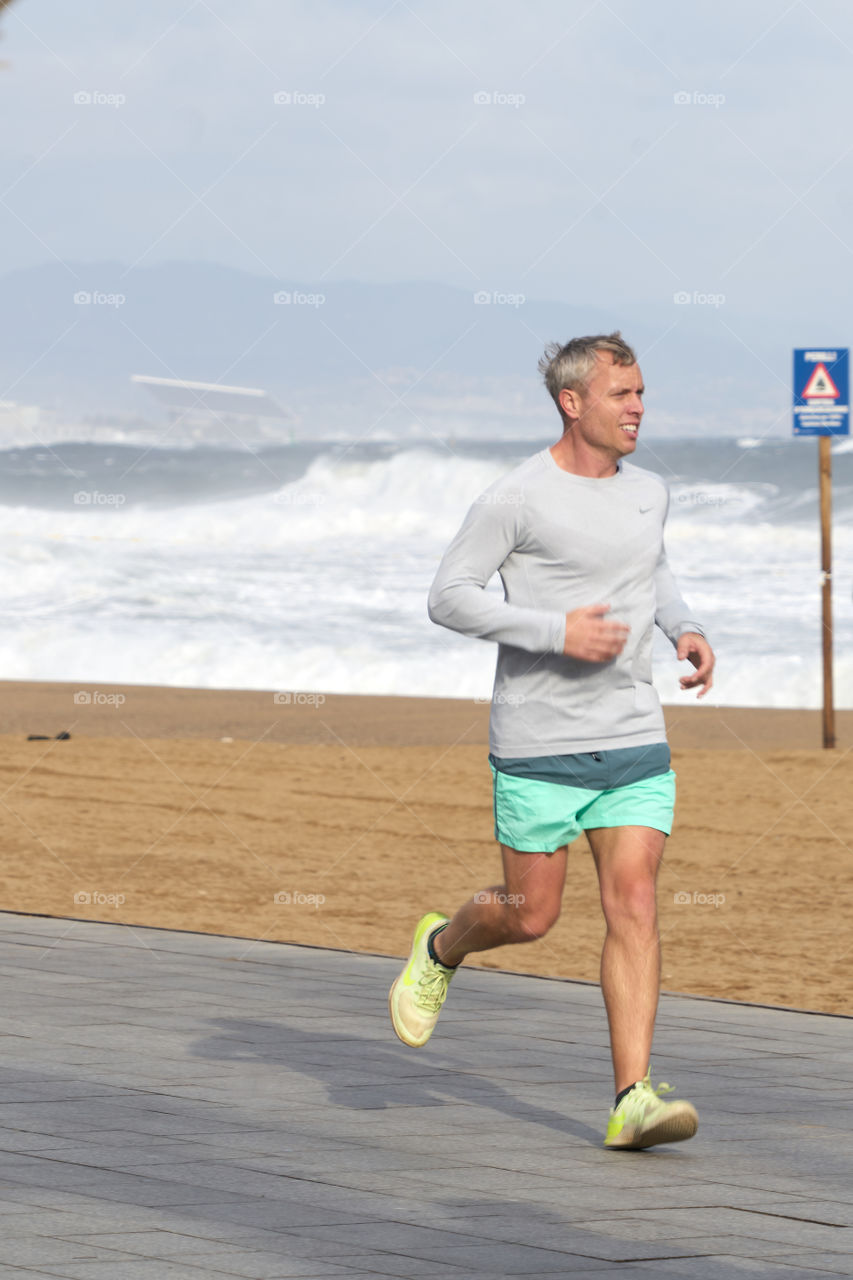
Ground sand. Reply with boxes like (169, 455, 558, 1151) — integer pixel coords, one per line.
(1, 681, 851, 1015)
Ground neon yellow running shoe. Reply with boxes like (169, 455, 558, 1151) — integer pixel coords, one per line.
(389, 912, 454, 1047)
(604, 1069, 698, 1150)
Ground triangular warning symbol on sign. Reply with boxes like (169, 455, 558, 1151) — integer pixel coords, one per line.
(802, 362, 840, 399)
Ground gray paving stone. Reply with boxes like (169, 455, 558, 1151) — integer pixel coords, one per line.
(0, 1238, 141, 1266)
(49, 1230, 275, 1260)
(622, 1231, 846, 1260)
(305, 1257, 473, 1277)
(649, 1206, 853, 1248)
(625, 1261, 848, 1279)
(21, 1263, 324, 1280)
(159, 1251, 373, 1278)
(760, 1251, 853, 1274)
(753, 1201, 853, 1227)
(331, 1258, 619, 1277)
(195, 1228, 364, 1258)
(0, 911, 851, 1280)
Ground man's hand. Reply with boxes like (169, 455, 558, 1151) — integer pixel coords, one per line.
(677, 632, 715, 698)
(564, 604, 629, 662)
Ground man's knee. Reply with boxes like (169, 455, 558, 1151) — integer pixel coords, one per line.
(601, 875, 658, 932)
(507, 897, 561, 943)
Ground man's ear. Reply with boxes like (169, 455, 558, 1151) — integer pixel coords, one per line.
(558, 386, 582, 422)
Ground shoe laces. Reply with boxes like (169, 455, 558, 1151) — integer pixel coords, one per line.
(638, 1069, 674, 1099)
(619, 1070, 675, 1118)
(414, 962, 451, 1013)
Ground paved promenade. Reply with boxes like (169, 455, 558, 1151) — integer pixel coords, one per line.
(0, 911, 850, 1278)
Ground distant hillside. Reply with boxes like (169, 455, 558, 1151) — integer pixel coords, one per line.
(0, 261, 790, 438)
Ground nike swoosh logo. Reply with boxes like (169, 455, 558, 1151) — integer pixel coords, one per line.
(639, 505, 654, 513)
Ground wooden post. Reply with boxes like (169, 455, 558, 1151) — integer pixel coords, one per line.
(818, 434, 835, 749)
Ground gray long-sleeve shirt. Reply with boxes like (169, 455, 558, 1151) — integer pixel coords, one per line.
(428, 448, 705, 758)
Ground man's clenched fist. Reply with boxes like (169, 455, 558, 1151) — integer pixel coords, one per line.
(564, 604, 629, 662)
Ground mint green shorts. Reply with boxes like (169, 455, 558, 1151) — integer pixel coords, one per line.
(490, 764, 676, 853)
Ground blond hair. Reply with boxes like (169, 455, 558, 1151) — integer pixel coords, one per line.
(538, 332, 637, 417)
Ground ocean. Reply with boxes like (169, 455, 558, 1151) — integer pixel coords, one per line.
(2, 433, 852, 708)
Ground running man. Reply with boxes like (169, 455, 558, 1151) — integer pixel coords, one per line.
(389, 332, 715, 1150)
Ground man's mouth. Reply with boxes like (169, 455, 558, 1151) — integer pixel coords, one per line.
(620, 424, 639, 437)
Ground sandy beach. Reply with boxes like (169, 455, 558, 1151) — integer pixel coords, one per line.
(1, 680, 851, 1015)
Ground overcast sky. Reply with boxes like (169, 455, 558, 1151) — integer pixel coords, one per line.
(2, 1, 853, 411)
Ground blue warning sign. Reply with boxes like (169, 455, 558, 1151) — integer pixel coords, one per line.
(793, 348, 849, 436)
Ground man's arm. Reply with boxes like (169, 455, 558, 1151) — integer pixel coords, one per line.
(429, 490, 631, 662)
(654, 549, 715, 698)
(428, 492, 566, 655)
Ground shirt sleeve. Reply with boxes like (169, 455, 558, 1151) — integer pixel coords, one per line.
(654, 488, 706, 646)
(428, 492, 567, 656)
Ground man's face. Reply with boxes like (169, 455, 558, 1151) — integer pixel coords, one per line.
(560, 352, 644, 457)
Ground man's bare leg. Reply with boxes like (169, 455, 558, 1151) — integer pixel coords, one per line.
(434, 843, 568, 968)
(587, 824, 665, 1093)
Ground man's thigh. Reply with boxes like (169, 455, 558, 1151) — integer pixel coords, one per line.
(500, 843, 568, 914)
(586, 825, 666, 892)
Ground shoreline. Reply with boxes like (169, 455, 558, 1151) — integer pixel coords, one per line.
(2, 678, 851, 750)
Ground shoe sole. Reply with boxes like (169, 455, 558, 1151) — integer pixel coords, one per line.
(606, 1104, 698, 1151)
(388, 978, 424, 1047)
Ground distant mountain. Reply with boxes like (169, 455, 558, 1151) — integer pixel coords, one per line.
(0, 260, 791, 438)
